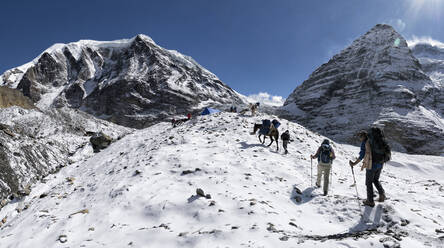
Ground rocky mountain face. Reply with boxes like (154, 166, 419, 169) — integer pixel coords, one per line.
(0, 106, 131, 201)
(410, 42, 444, 117)
(281, 24, 444, 155)
(1, 35, 246, 128)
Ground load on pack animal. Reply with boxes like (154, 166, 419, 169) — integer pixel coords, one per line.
(251, 119, 281, 151)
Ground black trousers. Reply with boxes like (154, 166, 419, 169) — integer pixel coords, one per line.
(365, 167, 385, 202)
(282, 140, 288, 151)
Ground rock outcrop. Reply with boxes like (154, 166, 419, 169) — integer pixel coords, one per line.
(0, 86, 34, 109)
(90, 132, 113, 152)
(281, 24, 444, 155)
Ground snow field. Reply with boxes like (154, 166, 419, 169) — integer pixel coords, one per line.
(0, 112, 443, 248)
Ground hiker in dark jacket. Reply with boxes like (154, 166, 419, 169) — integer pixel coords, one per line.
(349, 129, 387, 207)
(311, 139, 336, 196)
(281, 130, 290, 154)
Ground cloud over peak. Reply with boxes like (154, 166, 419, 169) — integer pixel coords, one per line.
(246, 92, 285, 107)
(407, 35, 444, 48)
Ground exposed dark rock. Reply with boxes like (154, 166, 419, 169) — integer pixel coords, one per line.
(90, 132, 112, 152)
(196, 188, 205, 197)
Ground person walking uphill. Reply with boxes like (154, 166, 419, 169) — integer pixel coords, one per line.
(281, 130, 290, 154)
(349, 128, 391, 207)
(311, 139, 336, 196)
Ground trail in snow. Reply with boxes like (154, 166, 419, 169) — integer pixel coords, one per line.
(0, 112, 443, 248)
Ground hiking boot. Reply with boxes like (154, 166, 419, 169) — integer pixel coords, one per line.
(377, 194, 386, 202)
(284, 150, 288, 154)
(323, 191, 328, 196)
(315, 183, 321, 188)
(362, 199, 375, 207)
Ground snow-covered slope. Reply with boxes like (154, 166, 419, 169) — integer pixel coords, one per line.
(1, 112, 443, 247)
(0, 35, 247, 128)
(0, 106, 131, 200)
(281, 24, 444, 155)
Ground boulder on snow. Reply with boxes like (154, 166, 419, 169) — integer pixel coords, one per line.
(196, 188, 205, 197)
(90, 132, 112, 152)
(0, 123, 15, 137)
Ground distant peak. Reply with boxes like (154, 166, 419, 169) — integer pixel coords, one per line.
(373, 23, 395, 30)
(349, 23, 407, 49)
(133, 34, 156, 45)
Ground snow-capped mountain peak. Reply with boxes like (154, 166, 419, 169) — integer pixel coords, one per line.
(0, 35, 246, 128)
(281, 24, 444, 155)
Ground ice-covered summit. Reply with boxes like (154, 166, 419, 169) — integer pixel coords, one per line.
(281, 24, 444, 155)
(0, 34, 246, 128)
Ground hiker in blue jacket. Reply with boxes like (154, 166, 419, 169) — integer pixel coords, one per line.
(349, 129, 387, 207)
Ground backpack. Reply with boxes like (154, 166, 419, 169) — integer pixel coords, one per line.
(319, 144, 332, 164)
(368, 127, 391, 164)
(259, 119, 271, 135)
(272, 119, 281, 129)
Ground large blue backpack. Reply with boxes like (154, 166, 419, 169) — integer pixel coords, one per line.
(259, 119, 271, 135)
(272, 119, 281, 129)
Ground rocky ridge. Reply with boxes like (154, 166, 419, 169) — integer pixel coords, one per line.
(0, 106, 131, 201)
(281, 24, 444, 155)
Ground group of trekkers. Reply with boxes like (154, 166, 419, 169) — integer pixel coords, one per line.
(172, 103, 391, 208)
(310, 127, 391, 207)
(253, 115, 391, 207)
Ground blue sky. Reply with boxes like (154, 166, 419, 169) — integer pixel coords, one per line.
(1, 0, 443, 103)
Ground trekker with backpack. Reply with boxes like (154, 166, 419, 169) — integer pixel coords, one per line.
(310, 139, 336, 196)
(281, 130, 290, 154)
(349, 128, 391, 207)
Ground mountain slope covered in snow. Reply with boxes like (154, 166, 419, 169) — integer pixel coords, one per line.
(0, 112, 443, 248)
(0, 106, 131, 200)
(0, 35, 246, 128)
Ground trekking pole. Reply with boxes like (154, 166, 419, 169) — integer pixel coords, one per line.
(350, 165, 361, 208)
(310, 157, 313, 187)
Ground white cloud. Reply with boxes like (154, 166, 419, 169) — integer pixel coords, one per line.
(407, 35, 444, 48)
(396, 19, 406, 32)
(246, 92, 285, 107)
(386, 19, 406, 32)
